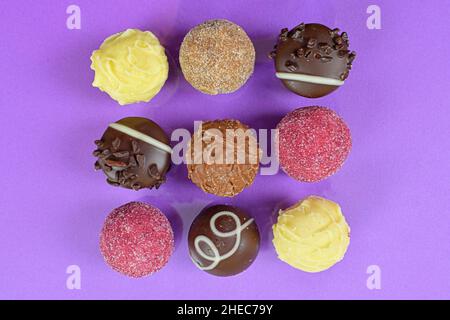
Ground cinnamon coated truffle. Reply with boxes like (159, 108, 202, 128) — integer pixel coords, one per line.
(93, 117, 172, 190)
(269, 23, 356, 98)
(188, 204, 260, 276)
(100, 202, 174, 277)
(277, 106, 351, 182)
(179, 19, 255, 94)
(186, 119, 260, 197)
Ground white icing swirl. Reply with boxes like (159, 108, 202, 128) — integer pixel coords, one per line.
(275, 72, 344, 86)
(194, 211, 254, 271)
(108, 122, 172, 154)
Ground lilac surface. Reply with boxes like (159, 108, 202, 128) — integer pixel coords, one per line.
(0, 0, 449, 300)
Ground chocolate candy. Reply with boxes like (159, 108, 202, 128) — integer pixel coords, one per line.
(93, 117, 172, 190)
(188, 205, 260, 277)
(186, 119, 260, 197)
(277, 106, 352, 182)
(273, 196, 350, 273)
(179, 19, 255, 95)
(269, 23, 356, 98)
(100, 202, 174, 277)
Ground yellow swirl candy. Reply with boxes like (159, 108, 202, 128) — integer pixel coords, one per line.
(272, 196, 350, 272)
(90, 29, 169, 105)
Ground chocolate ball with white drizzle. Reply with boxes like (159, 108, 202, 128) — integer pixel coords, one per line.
(188, 205, 260, 277)
(93, 117, 172, 190)
(269, 23, 356, 98)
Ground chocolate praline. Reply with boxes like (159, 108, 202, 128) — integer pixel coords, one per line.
(186, 119, 260, 197)
(188, 205, 260, 277)
(93, 117, 172, 190)
(269, 23, 356, 98)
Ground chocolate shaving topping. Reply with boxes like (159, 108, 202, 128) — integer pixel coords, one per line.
(320, 56, 333, 63)
(106, 179, 120, 186)
(340, 70, 349, 80)
(338, 50, 348, 58)
(334, 36, 343, 45)
(128, 156, 137, 167)
(291, 29, 303, 39)
(296, 48, 305, 57)
(94, 140, 103, 147)
(93, 150, 101, 157)
(341, 32, 349, 42)
(348, 51, 356, 64)
(148, 164, 160, 178)
(318, 43, 326, 50)
(131, 183, 141, 191)
(285, 60, 297, 72)
(94, 161, 101, 170)
(296, 23, 305, 31)
(104, 165, 112, 172)
(105, 159, 127, 168)
(331, 28, 340, 37)
(280, 28, 289, 36)
(131, 140, 140, 154)
(112, 151, 129, 158)
(112, 137, 121, 150)
(307, 38, 317, 48)
(268, 51, 276, 59)
(135, 154, 145, 168)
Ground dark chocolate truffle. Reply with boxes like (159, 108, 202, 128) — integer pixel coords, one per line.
(269, 23, 356, 98)
(186, 119, 260, 197)
(188, 205, 260, 277)
(93, 117, 172, 190)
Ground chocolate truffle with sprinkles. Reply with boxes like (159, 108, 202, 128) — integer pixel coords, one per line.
(100, 202, 174, 277)
(179, 19, 255, 95)
(93, 117, 172, 190)
(269, 23, 356, 98)
(277, 106, 352, 182)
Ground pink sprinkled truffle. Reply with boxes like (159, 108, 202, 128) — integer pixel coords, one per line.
(99, 201, 174, 278)
(277, 106, 351, 182)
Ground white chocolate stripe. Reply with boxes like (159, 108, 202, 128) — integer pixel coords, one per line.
(276, 72, 344, 86)
(109, 122, 172, 154)
(194, 211, 254, 271)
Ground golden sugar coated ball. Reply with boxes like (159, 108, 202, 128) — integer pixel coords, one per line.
(179, 19, 255, 95)
(273, 196, 350, 272)
(90, 29, 169, 105)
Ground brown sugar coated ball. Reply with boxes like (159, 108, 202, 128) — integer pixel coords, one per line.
(179, 19, 255, 95)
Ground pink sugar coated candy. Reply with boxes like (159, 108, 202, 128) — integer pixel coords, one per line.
(99, 201, 174, 278)
(277, 106, 352, 182)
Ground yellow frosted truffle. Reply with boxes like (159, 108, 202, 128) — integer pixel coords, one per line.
(90, 29, 169, 105)
(272, 196, 350, 272)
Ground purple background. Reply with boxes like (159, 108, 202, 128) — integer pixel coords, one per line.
(0, 0, 449, 300)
